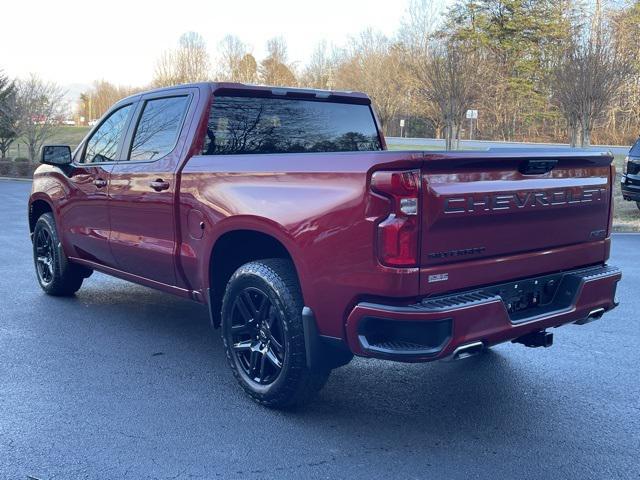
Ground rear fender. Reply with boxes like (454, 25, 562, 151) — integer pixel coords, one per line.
(200, 216, 309, 300)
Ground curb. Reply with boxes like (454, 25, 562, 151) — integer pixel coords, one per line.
(0, 177, 32, 182)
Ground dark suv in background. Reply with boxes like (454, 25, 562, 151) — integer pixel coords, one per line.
(622, 138, 640, 209)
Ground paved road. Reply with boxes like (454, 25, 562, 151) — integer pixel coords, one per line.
(387, 137, 631, 156)
(1, 179, 639, 480)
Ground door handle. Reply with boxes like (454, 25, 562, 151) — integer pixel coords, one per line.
(93, 178, 107, 188)
(150, 179, 170, 191)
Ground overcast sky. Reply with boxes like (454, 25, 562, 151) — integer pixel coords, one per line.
(0, 0, 432, 88)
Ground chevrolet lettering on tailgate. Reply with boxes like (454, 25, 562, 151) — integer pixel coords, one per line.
(443, 187, 608, 214)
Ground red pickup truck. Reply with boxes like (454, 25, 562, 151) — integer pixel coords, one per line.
(29, 82, 621, 407)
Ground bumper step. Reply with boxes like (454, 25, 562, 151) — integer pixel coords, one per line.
(419, 291, 499, 311)
(416, 265, 620, 323)
(347, 264, 620, 361)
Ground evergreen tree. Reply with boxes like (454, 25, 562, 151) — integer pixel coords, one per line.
(444, 0, 577, 140)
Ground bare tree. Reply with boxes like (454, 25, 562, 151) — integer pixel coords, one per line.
(398, 0, 441, 55)
(413, 39, 478, 150)
(16, 75, 66, 161)
(302, 41, 340, 89)
(397, 0, 443, 138)
(552, 53, 582, 147)
(153, 32, 211, 87)
(236, 54, 259, 84)
(216, 35, 258, 83)
(77, 80, 140, 124)
(607, 1, 640, 144)
(0, 71, 20, 159)
(154, 50, 180, 87)
(334, 30, 404, 133)
(553, 6, 631, 146)
(259, 37, 297, 86)
(218, 35, 245, 75)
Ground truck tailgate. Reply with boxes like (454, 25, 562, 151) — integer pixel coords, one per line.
(420, 151, 613, 272)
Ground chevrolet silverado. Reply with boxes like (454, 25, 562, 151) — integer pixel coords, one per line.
(29, 82, 621, 407)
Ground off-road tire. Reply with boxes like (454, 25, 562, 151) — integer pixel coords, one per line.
(221, 259, 330, 408)
(32, 212, 86, 296)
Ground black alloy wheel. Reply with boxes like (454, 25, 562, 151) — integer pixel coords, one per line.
(221, 259, 331, 408)
(32, 212, 87, 296)
(35, 227, 54, 286)
(229, 287, 285, 385)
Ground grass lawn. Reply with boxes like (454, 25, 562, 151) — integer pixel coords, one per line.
(6, 126, 90, 159)
(612, 154, 640, 231)
(387, 143, 445, 151)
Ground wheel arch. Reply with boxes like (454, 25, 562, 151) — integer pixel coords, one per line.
(206, 224, 306, 327)
(28, 196, 55, 234)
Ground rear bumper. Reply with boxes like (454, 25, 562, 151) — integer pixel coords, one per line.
(345, 265, 621, 362)
(621, 175, 640, 201)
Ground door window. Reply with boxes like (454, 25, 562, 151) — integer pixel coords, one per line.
(128, 96, 189, 161)
(83, 105, 132, 163)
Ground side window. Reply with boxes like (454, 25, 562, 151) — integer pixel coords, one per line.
(83, 105, 132, 163)
(129, 96, 189, 161)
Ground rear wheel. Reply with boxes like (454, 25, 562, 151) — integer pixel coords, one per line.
(32, 213, 87, 296)
(221, 259, 330, 408)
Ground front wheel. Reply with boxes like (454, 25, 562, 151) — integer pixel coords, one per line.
(32, 213, 86, 296)
(221, 259, 330, 408)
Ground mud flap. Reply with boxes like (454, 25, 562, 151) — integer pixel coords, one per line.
(302, 306, 353, 371)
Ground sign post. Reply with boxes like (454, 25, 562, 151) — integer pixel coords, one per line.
(399, 119, 405, 138)
(466, 110, 478, 140)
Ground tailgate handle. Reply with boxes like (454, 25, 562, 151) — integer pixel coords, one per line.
(519, 159, 558, 175)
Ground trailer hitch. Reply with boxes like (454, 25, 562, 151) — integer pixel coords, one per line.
(512, 330, 553, 348)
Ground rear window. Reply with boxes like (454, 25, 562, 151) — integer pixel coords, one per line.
(630, 139, 640, 157)
(202, 96, 382, 155)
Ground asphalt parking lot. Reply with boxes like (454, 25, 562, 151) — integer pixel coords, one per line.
(1, 179, 639, 479)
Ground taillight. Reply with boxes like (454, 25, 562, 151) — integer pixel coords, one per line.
(608, 163, 615, 236)
(370, 169, 420, 267)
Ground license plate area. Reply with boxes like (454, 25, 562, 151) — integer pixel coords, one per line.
(483, 270, 583, 323)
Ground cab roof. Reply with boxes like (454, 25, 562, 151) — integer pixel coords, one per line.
(120, 82, 371, 105)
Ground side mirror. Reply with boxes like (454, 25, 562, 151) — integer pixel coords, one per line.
(41, 145, 72, 166)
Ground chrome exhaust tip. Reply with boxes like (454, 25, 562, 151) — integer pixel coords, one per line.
(445, 341, 485, 361)
(575, 307, 606, 325)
